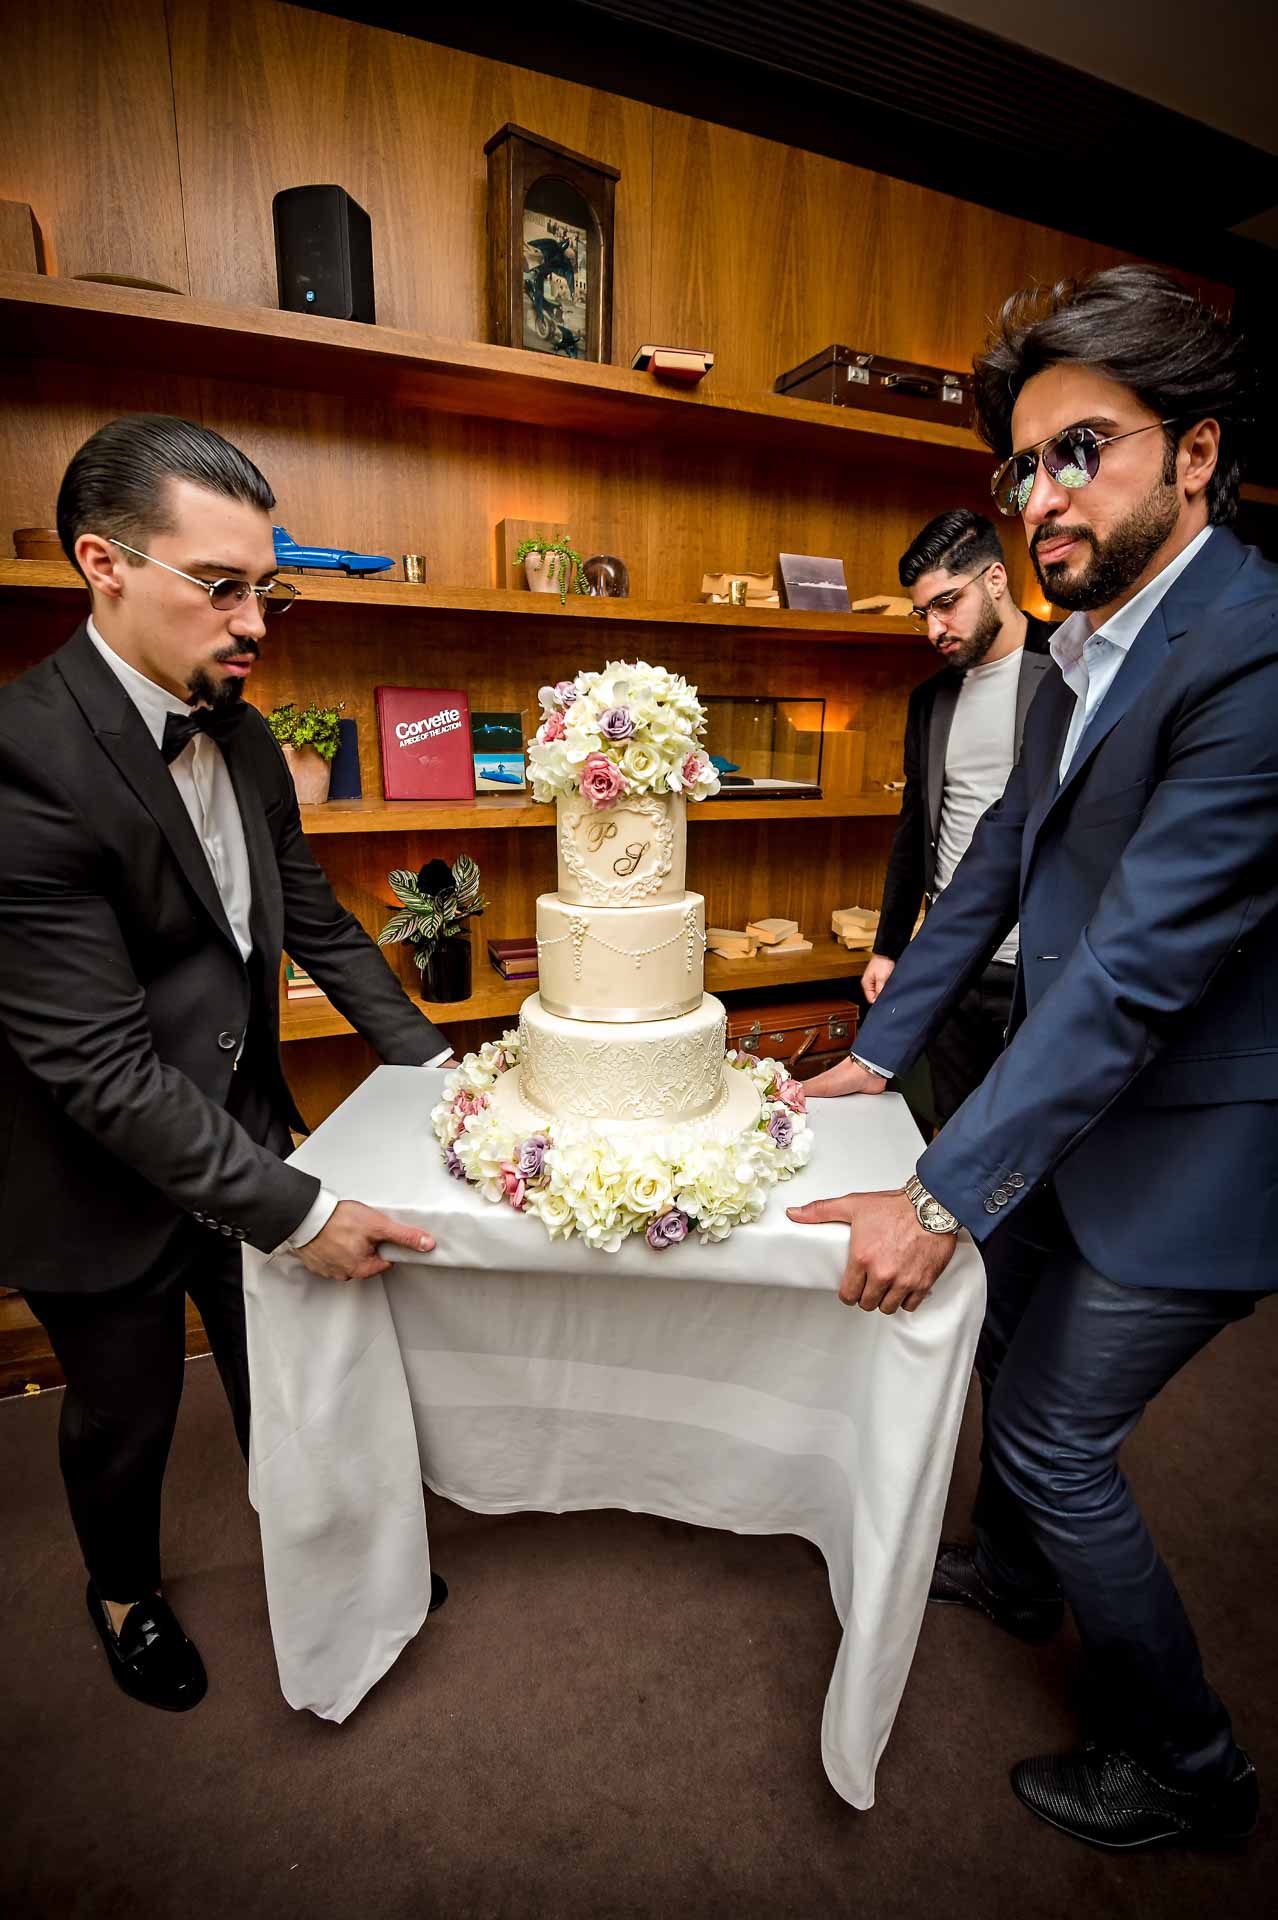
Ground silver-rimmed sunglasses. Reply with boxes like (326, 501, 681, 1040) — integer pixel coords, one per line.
(108, 538, 298, 614)
(990, 418, 1181, 518)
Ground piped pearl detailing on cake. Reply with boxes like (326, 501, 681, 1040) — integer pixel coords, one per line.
(538, 903, 706, 978)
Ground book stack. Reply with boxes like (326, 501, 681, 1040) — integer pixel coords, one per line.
(705, 919, 813, 960)
(489, 937, 539, 981)
(831, 907, 880, 950)
(284, 959, 327, 1002)
(699, 570, 781, 608)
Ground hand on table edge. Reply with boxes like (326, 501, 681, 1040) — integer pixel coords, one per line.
(786, 1186, 957, 1313)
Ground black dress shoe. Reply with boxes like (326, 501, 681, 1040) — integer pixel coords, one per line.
(928, 1541, 1064, 1644)
(86, 1582, 207, 1712)
(1012, 1743, 1259, 1849)
(428, 1571, 448, 1614)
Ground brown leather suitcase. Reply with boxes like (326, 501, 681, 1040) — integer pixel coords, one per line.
(726, 995, 858, 1079)
(774, 344, 974, 430)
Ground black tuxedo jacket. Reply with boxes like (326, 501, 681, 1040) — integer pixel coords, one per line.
(0, 624, 446, 1294)
(875, 614, 1055, 959)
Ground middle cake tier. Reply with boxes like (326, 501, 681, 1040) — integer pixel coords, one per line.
(536, 891, 707, 1023)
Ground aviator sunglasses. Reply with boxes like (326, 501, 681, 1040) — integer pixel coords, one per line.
(107, 538, 298, 613)
(990, 417, 1181, 518)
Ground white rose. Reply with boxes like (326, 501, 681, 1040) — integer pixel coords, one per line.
(621, 740, 660, 785)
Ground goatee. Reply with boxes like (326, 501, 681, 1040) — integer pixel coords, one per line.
(187, 667, 247, 713)
(1033, 477, 1180, 611)
(940, 590, 1002, 672)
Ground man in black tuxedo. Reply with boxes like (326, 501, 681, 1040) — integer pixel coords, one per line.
(869, 510, 1053, 1123)
(0, 415, 453, 1714)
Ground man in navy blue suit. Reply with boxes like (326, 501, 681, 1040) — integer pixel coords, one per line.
(789, 266, 1276, 1848)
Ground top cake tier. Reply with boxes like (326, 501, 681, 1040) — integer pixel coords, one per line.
(556, 792, 687, 906)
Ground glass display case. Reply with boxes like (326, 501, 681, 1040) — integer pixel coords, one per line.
(700, 695, 825, 798)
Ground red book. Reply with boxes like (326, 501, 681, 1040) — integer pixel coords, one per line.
(375, 687, 474, 801)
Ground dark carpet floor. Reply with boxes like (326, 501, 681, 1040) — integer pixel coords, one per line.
(2, 1301, 1276, 1920)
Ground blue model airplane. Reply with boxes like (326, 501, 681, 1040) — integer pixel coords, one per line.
(273, 526, 394, 575)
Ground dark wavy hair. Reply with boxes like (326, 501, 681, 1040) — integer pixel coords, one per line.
(899, 508, 1005, 589)
(972, 265, 1252, 525)
(57, 414, 275, 579)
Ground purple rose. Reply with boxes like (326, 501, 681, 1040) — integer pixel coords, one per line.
(445, 1147, 466, 1180)
(599, 705, 636, 742)
(767, 1111, 795, 1150)
(554, 679, 579, 709)
(517, 1134, 548, 1181)
(645, 1208, 690, 1251)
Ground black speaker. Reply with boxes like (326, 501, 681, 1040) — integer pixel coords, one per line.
(272, 185, 375, 324)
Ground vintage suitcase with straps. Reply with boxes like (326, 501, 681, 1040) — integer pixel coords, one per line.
(774, 344, 974, 430)
(726, 995, 859, 1080)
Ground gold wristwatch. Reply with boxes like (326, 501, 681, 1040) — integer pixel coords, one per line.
(904, 1173, 960, 1235)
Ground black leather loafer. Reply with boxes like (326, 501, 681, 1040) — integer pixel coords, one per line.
(928, 1541, 1064, 1643)
(1012, 1743, 1258, 1849)
(428, 1571, 448, 1614)
(86, 1582, 207, 1712)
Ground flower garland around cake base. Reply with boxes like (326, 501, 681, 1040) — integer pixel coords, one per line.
(431, 1033, 813, 1253)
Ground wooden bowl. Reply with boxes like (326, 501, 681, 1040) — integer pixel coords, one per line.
(13, 527, 63, 561)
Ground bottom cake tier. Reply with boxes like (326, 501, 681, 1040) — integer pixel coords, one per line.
(514, 991, 736, 1128)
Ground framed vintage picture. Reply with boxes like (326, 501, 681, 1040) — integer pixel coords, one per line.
(485, 123, 619, 364)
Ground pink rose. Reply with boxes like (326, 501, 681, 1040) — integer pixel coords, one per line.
(775, 1078, 807, 1114)
(541, 709, 567, 743)
(580, 750, 628, 811)
(499, 1163, 527, 1211)
(681, 751, 705, 789)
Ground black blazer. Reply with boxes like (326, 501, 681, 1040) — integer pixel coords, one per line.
(0, 625, 447, 1295)
(875, 614, 1055, 959)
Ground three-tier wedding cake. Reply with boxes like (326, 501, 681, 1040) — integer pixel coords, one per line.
(433, 663, 811, 1251)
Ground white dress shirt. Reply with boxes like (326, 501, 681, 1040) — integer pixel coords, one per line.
(855, 525, 1217, 1086)
(87, 621, 455, 1251)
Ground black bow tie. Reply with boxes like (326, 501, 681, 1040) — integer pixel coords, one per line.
(161, 701, 249, 765)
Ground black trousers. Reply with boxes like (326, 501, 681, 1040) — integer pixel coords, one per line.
(971, 1186, 1263, 1786)
(22, 1062, 291, 1601)
(927, 958, 1016, 1127)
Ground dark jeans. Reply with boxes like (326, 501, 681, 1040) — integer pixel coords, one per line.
(22, 1062, 290, 1601)
(972, 1187, 1262, 1785)
(927, 958, 1016, 1126)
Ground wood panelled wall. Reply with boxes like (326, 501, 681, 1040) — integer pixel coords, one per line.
(0, 0, 1231, 1146)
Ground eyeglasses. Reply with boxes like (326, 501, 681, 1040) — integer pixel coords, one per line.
(990, 418, 1180, 518)
(108, 539, 298, 614)
(908, 562, 994, 626)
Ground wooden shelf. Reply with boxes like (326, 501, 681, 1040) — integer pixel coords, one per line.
(280, 944, 870, 1041)
(299, 792, 902, 835)
(0, 271, 986, 466)
(0, 557, 925, 645)
(1240, 482, 1278, 509)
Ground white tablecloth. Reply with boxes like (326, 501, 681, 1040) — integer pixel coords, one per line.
(244, 1066, 984, 1809)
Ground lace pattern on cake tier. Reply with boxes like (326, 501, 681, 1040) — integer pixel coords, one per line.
(558, 796, 675, 904)
(519, 1012, 728, 1121)
(538, 904, 705, 981)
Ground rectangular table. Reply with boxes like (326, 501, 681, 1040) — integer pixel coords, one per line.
(244, 1067, 984, 1809)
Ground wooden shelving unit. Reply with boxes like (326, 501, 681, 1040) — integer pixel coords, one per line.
(0, 558, 923, 645)
(0, 272, 987, 466)
(281, 944, 872, 1041)
(299, 792, 901, 836)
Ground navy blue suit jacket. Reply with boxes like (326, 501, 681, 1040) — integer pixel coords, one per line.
(854, 527, 1278, 1290)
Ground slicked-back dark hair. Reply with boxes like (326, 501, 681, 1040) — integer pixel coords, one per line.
(57, 414, 275, 580)
(899, 507, 1005, 589)
(972, 265, 1251, 525)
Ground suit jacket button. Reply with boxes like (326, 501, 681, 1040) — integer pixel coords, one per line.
(217, 1031, 238, 1051)
(992, 1186, 1009, 1204)
(984, 1199, 1000, 1214)
(1007, 1174, 1025, 1188)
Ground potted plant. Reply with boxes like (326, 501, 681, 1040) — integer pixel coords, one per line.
(513, 532, 591, 604)
(266, 700, 344, 804)
(378, 855, 489, 1002)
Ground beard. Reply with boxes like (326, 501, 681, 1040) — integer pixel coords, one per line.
(937, 588, 1002, 671)
(1032, 475, 1180, 611)
(187, 644, 257, 711)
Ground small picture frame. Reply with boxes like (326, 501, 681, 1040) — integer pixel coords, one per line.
(485, 123, 619, 364)
(471, 710, 528, 792)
